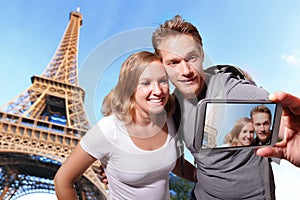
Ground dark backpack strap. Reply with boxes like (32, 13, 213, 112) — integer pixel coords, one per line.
(204, 64, 256, 85)
(173, 93, 181, 131)
(172, 93, 186, 176)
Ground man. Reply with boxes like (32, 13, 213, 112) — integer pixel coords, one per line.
(152, 15, 275, 199)
(257, 91, 300, 168)
(250, 105, 272, 145)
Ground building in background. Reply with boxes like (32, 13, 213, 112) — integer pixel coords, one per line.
(0, 9, 107, 200)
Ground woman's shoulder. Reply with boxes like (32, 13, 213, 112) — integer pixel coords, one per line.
(98, 114, 124, 126)
(95, 115, 119, 136)
(98, 114, 114, 123)
(96, 115, 114, 129)
(96, 115, 127, 139)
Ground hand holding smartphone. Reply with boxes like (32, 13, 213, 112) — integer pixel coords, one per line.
(194, 99, 282, 152)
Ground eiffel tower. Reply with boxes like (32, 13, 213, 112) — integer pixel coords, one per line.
(0, 9, 107, 200)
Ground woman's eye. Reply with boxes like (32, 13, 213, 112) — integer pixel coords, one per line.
(140, 81, 150, 86)
(159, 79, 168, 84)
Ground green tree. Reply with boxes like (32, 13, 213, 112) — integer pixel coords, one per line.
(169, 173, 194, 200)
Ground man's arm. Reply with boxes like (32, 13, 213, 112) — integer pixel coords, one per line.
(172, 156, 197, 182)
(256, 91, 300, 167)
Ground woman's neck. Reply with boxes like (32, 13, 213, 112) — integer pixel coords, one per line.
(127, 112, 167, 138)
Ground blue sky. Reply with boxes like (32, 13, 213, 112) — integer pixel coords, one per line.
(1, 1, 300, 199)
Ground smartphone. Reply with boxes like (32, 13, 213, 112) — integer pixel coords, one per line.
(194, 99, 282, 152)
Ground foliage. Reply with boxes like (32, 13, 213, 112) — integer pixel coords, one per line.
(169, 172, 194, 200)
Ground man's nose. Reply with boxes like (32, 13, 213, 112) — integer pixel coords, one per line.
(181, 60, 191, 75)
(259, 125, 265, 131)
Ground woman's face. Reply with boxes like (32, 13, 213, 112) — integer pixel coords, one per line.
(238, 122, 255, 146)
(134, 61, 170, 117)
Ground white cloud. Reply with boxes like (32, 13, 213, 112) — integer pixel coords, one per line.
(281, 50, 300, 65)
(281, 54, 300, 64)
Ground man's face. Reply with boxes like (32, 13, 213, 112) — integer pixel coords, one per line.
(252, 113, 272, 143)
(158, 34, 205, 99)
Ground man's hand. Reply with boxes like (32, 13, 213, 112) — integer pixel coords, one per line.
(92, 164, 108, 185)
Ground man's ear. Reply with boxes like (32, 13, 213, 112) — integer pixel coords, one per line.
(199, 46, 204, 63)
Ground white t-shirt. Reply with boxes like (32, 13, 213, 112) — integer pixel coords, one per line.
(80, 115, 181, 200)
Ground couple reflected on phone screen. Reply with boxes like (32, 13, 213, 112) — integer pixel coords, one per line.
(224, 105, 272, 147)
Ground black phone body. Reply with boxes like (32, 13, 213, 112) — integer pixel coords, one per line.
(194, 99, 282, 152)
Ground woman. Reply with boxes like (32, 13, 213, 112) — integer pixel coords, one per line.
(224, 117, 255, 147)
(54, 51, 195, 200)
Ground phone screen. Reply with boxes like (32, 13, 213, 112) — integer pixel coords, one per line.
(194, 100, 282, 151)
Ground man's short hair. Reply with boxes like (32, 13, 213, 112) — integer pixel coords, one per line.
(250, 105, 272, 121)
(152, 15, 203, 56)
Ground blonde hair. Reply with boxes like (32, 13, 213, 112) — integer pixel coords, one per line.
(224, 117, 253, 147)
(152, 15, 203, 56)
(101, 51, 174, 124)
(101, 90, 113, 117)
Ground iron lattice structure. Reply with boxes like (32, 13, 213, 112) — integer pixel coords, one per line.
(0, 10, 107, 200)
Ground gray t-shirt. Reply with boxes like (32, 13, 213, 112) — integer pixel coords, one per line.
(173, 73, 275, 200)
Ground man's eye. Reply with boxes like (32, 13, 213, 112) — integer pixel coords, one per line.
(189, 55, 197, 62)
(167, 61, 179, 67)
(264, 122, 270, 126)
